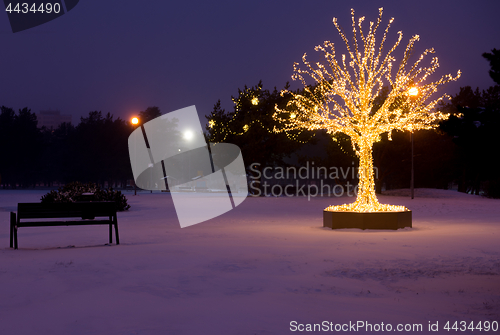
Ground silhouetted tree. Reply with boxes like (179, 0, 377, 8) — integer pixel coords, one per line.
(440, 85, 500, 195)
(0, 106, 16, 188)
(40, 122, 75, 186)
(483, 48, 500, 85)
(58, 111, 132, 187)
(139, 106, 162, 123)
(0, 107, 42, 188)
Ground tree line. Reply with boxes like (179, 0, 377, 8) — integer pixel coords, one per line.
(0, 107, 160, 189)
(1, 50, 499, 196)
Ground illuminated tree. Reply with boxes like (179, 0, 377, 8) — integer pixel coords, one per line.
(273, 8, 460, 212)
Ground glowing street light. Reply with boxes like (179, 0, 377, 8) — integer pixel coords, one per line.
(408, 87, 419, 96)
(131, 116, 140, 195)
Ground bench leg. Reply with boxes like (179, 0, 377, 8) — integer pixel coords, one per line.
(10, 212, 15, 248)
(114, 216, 119, 245)
(109, 222, 113, 244)
(14, 224, 18, 250)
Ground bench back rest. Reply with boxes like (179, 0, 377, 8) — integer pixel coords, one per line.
(17, 202, 117, 219)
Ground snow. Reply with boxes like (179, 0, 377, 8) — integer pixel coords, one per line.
(0, 189, 499, 334)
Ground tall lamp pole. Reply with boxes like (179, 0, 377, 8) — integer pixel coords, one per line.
(408, 87, 419, 199)
(131, 116, 140, 196)
(411, 132, 414, 199)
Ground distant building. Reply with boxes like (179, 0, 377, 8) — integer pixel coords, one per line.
(37, 110, 72, 129)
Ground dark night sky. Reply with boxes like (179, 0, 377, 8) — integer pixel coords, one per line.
(1, 0, 499, 125)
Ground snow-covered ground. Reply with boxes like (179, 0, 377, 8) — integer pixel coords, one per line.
(0, 189, 499, 334)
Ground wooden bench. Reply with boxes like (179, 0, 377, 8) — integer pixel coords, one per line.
(10, 202, 119, 249)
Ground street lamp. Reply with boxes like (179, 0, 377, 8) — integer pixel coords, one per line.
(408, 87, 419, 97)
(408, 87, 418, 199)
(131, 116, 140, 195)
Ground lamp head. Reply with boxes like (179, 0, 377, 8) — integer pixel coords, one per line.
(408, 87, 419, 96)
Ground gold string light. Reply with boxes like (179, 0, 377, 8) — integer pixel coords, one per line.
(273, 8, 461, 212)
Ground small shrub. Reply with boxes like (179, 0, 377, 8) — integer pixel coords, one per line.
(41, 182, 131, 211)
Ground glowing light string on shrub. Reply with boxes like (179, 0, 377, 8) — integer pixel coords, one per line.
(273, 8, 460, 212)
(208, 85, 311, 143)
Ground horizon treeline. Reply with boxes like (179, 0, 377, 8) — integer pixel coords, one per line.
(0, 108, 133, 188)
(0, 107, 163, 189)
(1, 84, 499, 197)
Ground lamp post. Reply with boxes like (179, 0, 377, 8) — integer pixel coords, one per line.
(411, 130, 414, 199)
(131, 116, 139, 196)
(408, 87, 419, 199)
(183, 130, 193, 189)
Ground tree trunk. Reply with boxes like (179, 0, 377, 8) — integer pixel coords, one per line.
(326, 137, 408, 213)
(354, 140, 378, 208)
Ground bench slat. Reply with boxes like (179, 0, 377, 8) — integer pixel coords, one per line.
(17, 202, 116, 219)
(17, 220, 113, 227)
(19, 212, 113, 219)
